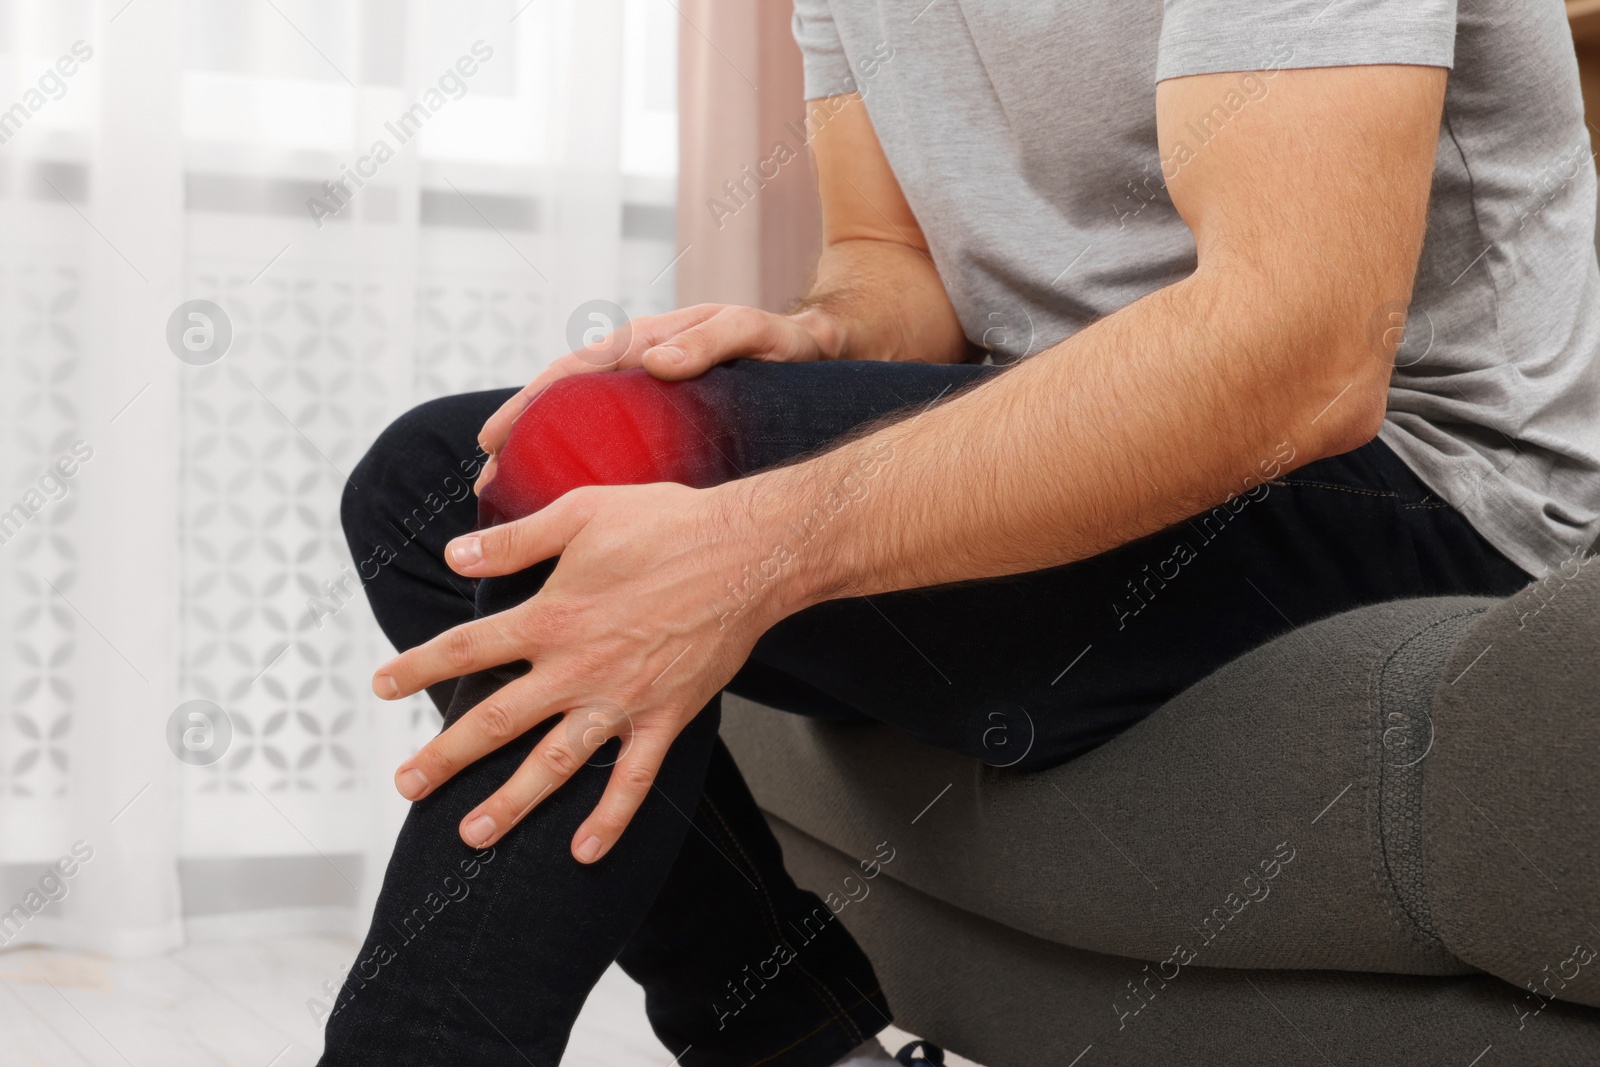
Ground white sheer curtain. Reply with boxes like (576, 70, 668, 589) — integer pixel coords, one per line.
(0, 0, 677, 956)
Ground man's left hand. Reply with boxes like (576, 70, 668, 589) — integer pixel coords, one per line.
(373, 481, 781, 863)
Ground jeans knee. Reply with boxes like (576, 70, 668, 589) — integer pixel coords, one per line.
(479, 369, 730, 525)
(343, 395, 488, 556)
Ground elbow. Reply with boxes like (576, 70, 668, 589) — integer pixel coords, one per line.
(1306, 365, 1389, 460)
(1321, 405, 1385, 458)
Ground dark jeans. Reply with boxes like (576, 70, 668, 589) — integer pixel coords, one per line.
(321, 359, 1529, 1067)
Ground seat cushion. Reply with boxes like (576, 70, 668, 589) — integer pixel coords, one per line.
(1426, 558, 1600, 1006)
(721, 595, 1501, 975)
(772, 818, 1600, 1067)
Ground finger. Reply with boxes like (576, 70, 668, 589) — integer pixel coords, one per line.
(571, 735, 667, 863)
(477, 354, 598, 457)
(445, 486, 595, 578)
(570, 303, 725, 373)
(374, 615, 532, 700)
(393, 673, 553, 803)
(641, 305, 818, 381)
(472, 452, 498, 496)
(476, 305, 729, 456)
(457, 707, 615, 847)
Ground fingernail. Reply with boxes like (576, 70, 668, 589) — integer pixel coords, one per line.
(650, 345, 685, 365)
(575, 834, 606, 863)
(450, 536, 482, 567)
(464, 814, 497, 847)
(373, 673, 400, 699)
(395, 767, 428, 800)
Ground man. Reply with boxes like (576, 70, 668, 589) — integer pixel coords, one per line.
(322, 0, 1600, 1064)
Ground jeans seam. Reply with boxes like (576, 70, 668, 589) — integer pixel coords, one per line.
(700, 794, 866, 1048)
(1272, 478, 1399, 499)
(700, 796, 862, 1044)
(422, 820, 537, 1060)
(743, 985, 886, 1067)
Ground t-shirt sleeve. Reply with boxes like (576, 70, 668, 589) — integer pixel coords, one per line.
(1156, 0, 1458, 81)
(791, 0, 857, 99)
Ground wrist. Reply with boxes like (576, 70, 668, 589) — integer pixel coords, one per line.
(704, 470, 853, 628)
(709, 430, 900, 616)
(787, 305, 849, 362)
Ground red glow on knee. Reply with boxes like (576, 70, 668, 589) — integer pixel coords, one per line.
(478, 370, 725, 526)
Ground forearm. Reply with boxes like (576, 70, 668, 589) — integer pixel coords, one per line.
(715, 64, 1443, 612)
(789, 237, 972, 365)
(786, 90, 971, 367)
(722, 265, 1388, 614)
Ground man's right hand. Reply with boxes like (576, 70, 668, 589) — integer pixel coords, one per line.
(474, 303, 841, 494)
(478, 90, 969, 493)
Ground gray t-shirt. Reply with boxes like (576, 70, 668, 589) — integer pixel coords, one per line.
(791, 0, 1600, 577)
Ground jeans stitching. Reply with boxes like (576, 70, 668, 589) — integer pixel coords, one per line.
(744, 986, 886, 1067)
(700, 796, 787, 938)
(1272, 478, 1399, 500)
(700, 796, 862, 1044)
(701, 795, 866, 1047)
(421, 823, 536, 1060)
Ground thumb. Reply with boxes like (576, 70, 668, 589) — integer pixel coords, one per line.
(446, 487, 597, 577)
(640, 338, 723, 380)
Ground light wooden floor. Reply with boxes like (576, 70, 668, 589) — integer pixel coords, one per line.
(0, 936, 979, 1066)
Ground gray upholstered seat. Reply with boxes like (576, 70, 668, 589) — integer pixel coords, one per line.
(720, 561, 1600, 1065)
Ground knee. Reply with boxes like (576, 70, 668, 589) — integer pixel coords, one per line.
(342, 396, 486, 553)
(479, 369, 728, 524)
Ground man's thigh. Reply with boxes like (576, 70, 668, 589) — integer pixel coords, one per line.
(732, 440, 1529, 769)
(372, 363, 1525, 772)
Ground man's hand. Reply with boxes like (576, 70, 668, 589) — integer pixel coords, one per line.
(372, 481, 783, 863)
(474, 304, 841, 494)
(477, 93, 971, 495)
